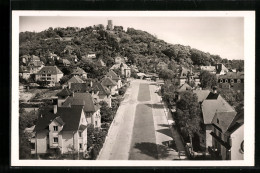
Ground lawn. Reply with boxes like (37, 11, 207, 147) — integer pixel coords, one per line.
(129, 104, 157, 160)
(137, 83, 151, 102)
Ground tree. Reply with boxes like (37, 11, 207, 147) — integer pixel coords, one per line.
(199, 70, 217, 89)
(99, 101, 114, 123)
(59, 75, 71, 85)
(158, 69, 175, 81)
(176, 91, 201, 152)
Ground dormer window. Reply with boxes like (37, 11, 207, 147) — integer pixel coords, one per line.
(219, 79, 223, 83)
(53, 126, 58, 131)
(225, 79, 229, 83)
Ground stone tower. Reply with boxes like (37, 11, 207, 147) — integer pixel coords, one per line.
(107, 20, 113, 30)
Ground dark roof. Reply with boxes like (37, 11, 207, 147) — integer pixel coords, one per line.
(218, 72, 244, 79)
(62, 93, 100, 113)
(78, 124, 87, 131)
(206, 92, 219, 100)
(66, 76, 85, 84)
(37, 66, 63, 75)
(56, 88, 72, 97)
(213, 111, 237, 133)
(71, 67, 87, 75)
(92, 82, 110, 95)
(101, 77, 117, 86)
(70, 83, 89, 92)
(34, 106, 84, 132)
(227, 112, 244, 134)
(106, 70, 120, 80)
(29, 61, 44, 67)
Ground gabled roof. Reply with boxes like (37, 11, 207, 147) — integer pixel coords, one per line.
(218, 72, 244, 79)
(37, 66, 63, 75)
(28, 61, 44, 67)
(67, 76, 84, 84)
(177, 83, 192, 92)
(201, 95, 235, 124)
(34, 106, 84, 132)
(71, 67, 87, 75)
(206, 92, 219, 100)
(106, 70, 120, 80)
(227, 112, 244, 134)
(56, 88, 72, 97)
(92, 82, 110, 95)
(213, 111, 237, 133)
(101, 77, 117, 86)
(70, 83, 89, 92)
(62, 93, 100, 113)
(192, 90, 210, 102)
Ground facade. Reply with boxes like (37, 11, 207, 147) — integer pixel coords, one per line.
(32, 105, 88, 155)
(217, 72, 244, 91)
(35, 66, 63, 86)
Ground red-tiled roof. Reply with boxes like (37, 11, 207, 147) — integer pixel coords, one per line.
(37, 66, 63, 75)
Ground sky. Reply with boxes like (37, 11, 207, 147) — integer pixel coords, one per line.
(20, 16, 244, 60)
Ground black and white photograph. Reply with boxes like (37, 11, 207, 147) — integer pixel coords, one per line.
(11, 11, 255, 166)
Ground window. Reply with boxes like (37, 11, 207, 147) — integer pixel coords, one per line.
(47, 77, 51, 80)
(30, 143, 35, 150)
(79, 131, 82, 138)
(237, 79, 241, 83)
(217, 118, 219, 124)
(79, 143, 82, 149)
(225, 79, 229, 83)
(230, 79, 234, 83)
(95, 121, 98, 126)
(53, 126, 58, 131)
(47, 74, 51, 76)
(53, 137, 58, 143)
(219, 79, 223, 83)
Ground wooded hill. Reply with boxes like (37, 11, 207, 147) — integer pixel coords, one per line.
(19, 25, 244, 73)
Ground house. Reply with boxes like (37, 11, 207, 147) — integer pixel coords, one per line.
(215, 63, 229, 75)
(96, 59, 106, 67)
(28, 61, 44, 74)
(35, 66, 63, 86)
(71, 67, 87, 79)
(61, 37, 73, 42)
(63, 76, 85, 89)
(209, 110, 243, 160)
(110, 63, 131, 78)
(198, 90, 236, 153)
(200, 66, 216, 74)
(30, 55, 40, 62)
(60, 93, 101, 129)
(106, 70, 122, 88)
(32, 103, 88, 155)
(56, 88, 73, 107)
(91, 82, 112, 108)
(60, 59, 71, 66)
(177, 67, 200, 87)
(217, 72, 244, 91)
(19, 66, 31, 80)
(101, 76, 118, 95)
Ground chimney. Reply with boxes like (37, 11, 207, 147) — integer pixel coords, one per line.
(212, 86, 217, 94)
(53, 97, 58, 114)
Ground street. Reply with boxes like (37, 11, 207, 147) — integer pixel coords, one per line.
(97, 79, 185, 160)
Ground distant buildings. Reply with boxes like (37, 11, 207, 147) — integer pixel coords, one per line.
(107, 20, 113, 30)
(217, 72, 244, 91)
(71, 67, 87, 79)
(110, 56, 131, 78)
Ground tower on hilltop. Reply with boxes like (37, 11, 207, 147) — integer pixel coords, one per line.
(107, 20, 113, 30)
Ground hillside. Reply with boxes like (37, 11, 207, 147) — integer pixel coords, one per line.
(19, 25, 244, 74)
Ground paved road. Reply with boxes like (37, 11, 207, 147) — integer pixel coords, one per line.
(97, 79, 185, 160)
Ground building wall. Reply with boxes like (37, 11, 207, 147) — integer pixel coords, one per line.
(48, 120, 62, 148)
(61, 131, 74, 154)
(230, 124, 244, 160)
(35, 131, 48, 154)
(205, 124, 213, 150)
